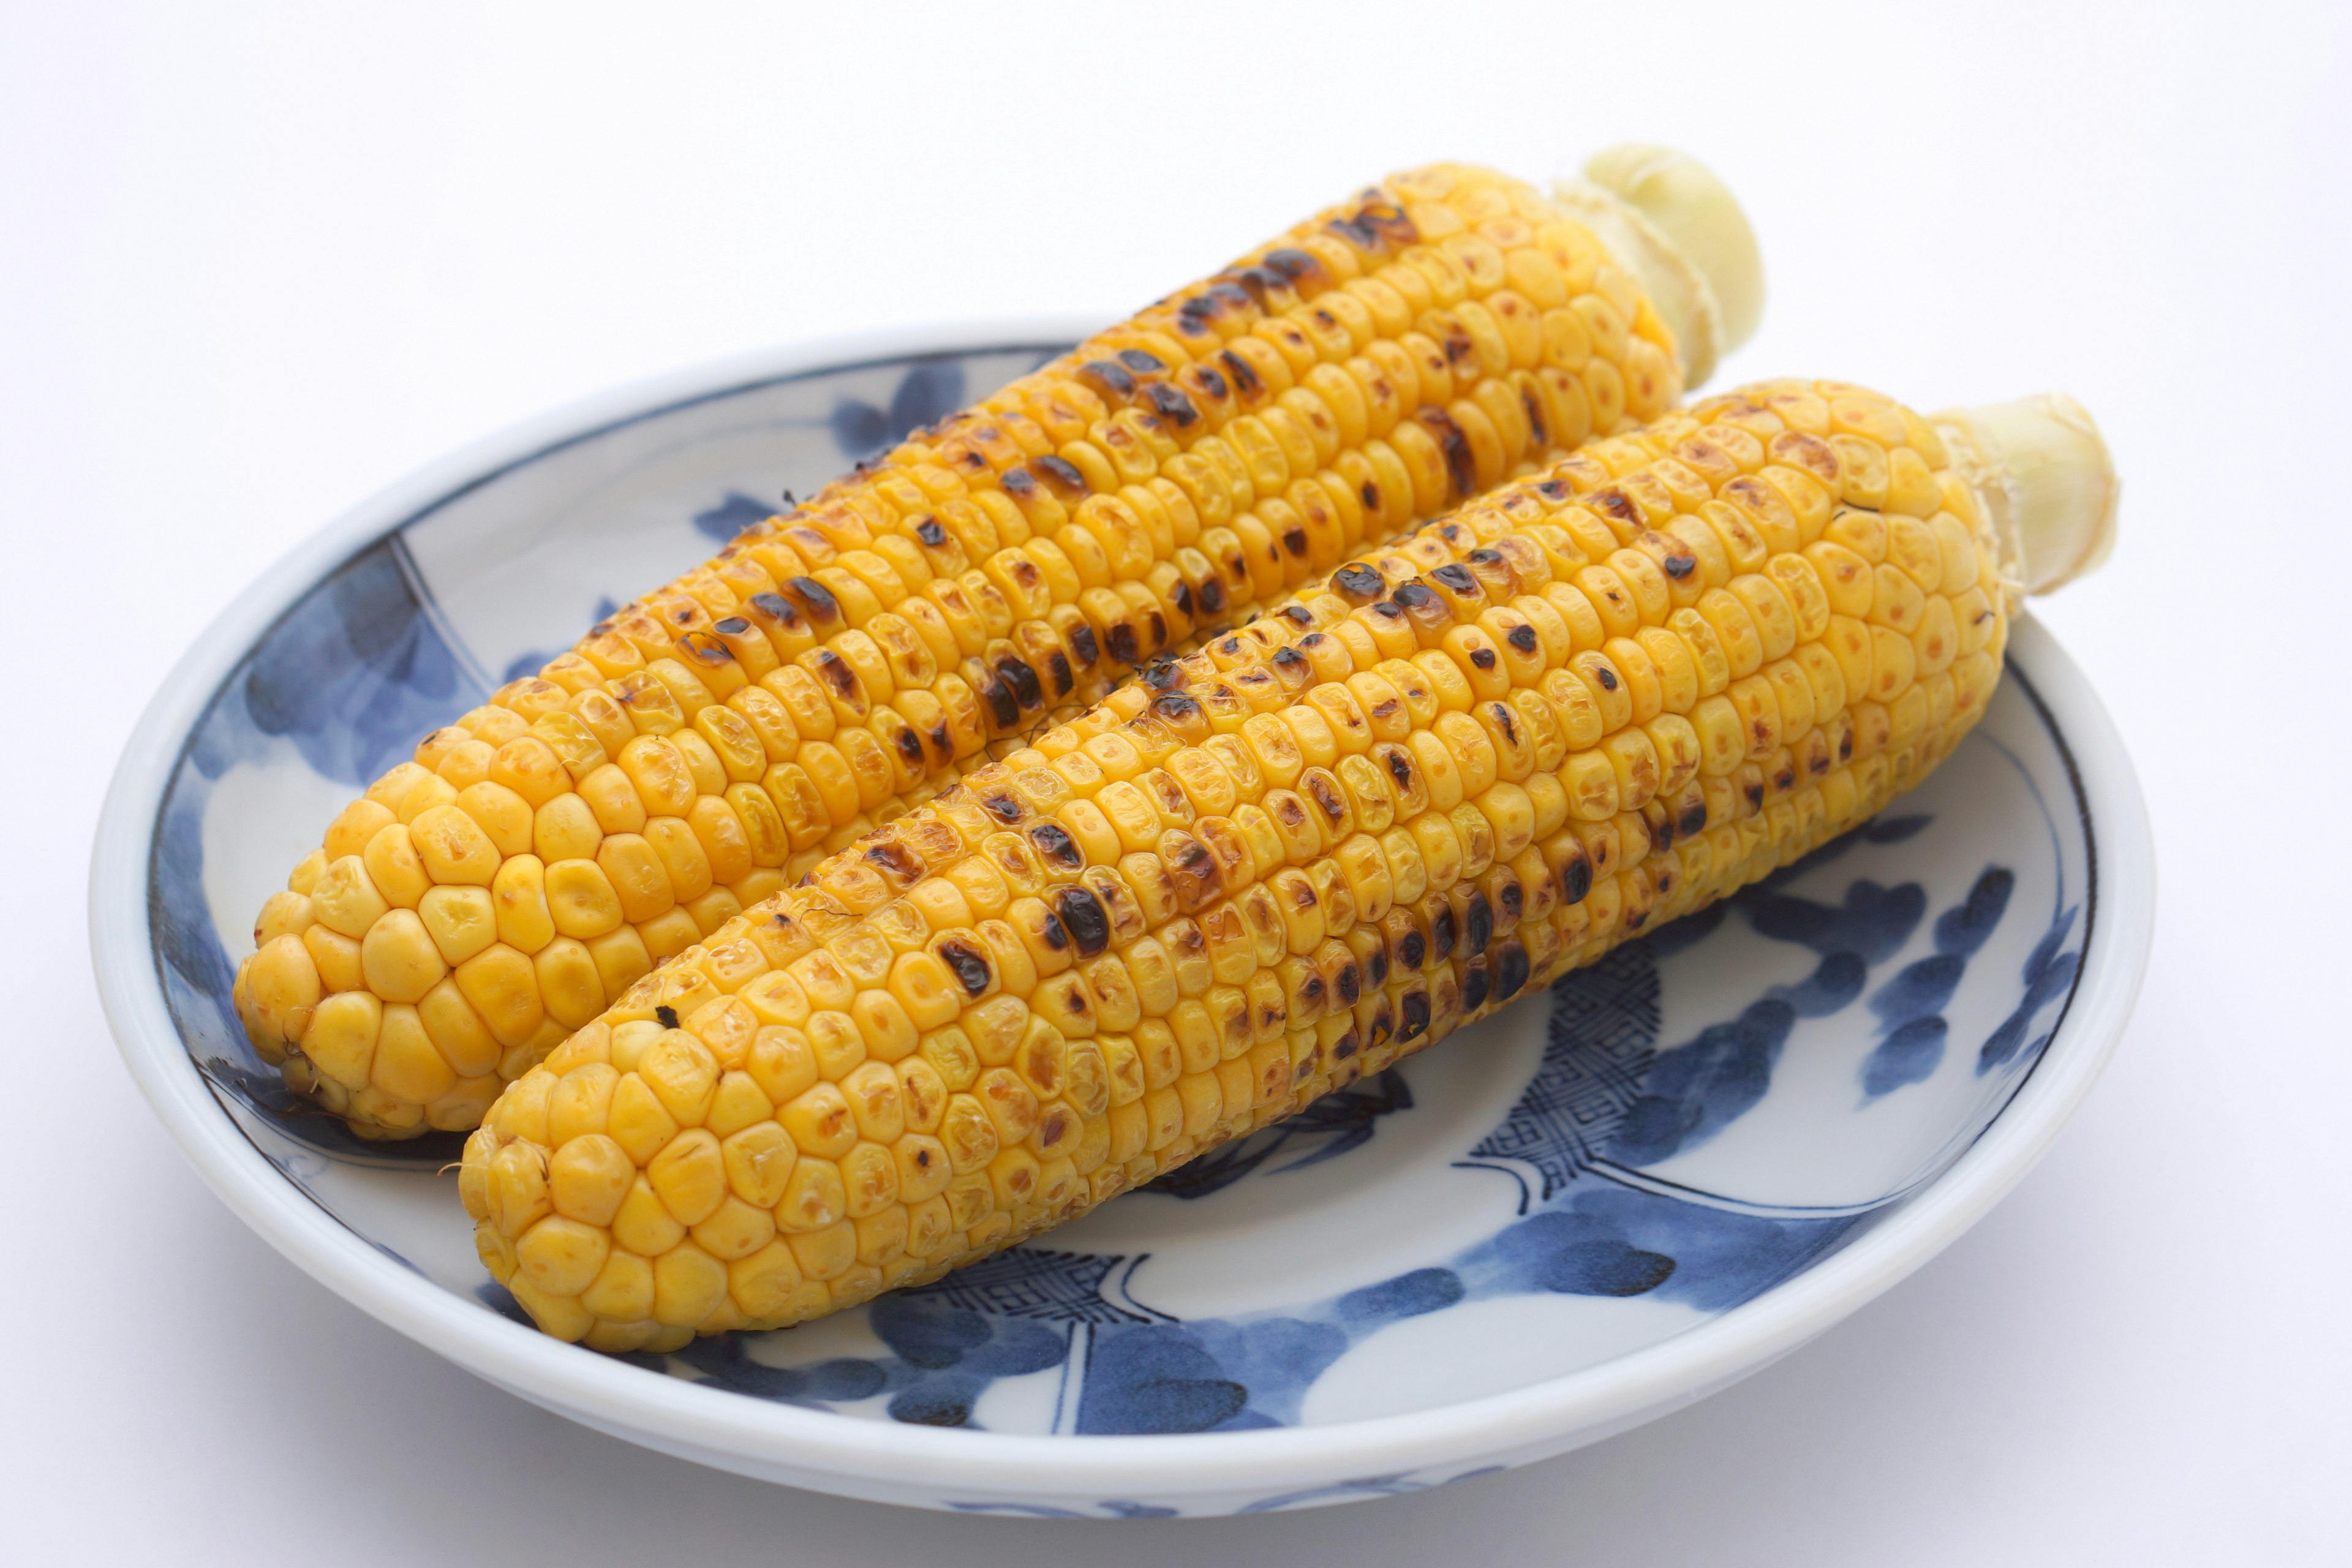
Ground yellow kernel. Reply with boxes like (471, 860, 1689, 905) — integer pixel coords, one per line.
(486, 1139, 551, 1238)
(301, 922, 363, 993)
(303, 990, 382, 1088)
(409, 804, 502, 886)
(638, 1031, 719, 1126)
(610, 1174, 685, 1255)
(786, 1220, 858, 1280)
(722, 1121, 797, 1208)
(651, 1242, 728, 1327)
(517, 1215, 611, 1297)
(692, 1196, 778, 1262)
(453, 942, 543, 1048)
(353, 993, 440, 1095)
(728, 1240, 805, 1319)
(777, 1157, 847, 1232)
(780, 1082, 859, 1159)
(418, 884, 497, 965)
(647, 1127, 728, 1226)
(580, 1250, 655, 1321)
(309, 856, 391, 940)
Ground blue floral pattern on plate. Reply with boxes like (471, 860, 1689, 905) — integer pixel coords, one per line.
(137, 342, 2093, 1509)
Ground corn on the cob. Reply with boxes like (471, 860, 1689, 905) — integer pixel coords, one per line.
(235, 151, 1763, 1139)
(457, 379, 2114, 1352)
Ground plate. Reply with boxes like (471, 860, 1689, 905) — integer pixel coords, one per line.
(91, 319, 2154, 1516)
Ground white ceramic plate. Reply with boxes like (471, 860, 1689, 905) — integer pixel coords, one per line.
(91, 320, 2154, 1516)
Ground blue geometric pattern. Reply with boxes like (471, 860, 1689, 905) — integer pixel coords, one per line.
(907, 1250, 1155, 1325)
(1466, 946, 1656, 1203)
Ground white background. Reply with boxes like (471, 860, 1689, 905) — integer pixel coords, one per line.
(5, 1, 2348, 1561)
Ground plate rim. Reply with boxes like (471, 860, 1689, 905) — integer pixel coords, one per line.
(90, 319, 2155, 1506)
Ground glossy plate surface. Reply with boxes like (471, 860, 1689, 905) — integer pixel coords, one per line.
(92, 321, 2154, 1515)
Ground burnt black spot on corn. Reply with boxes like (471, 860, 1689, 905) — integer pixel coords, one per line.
(1332, 563, 1387, 605)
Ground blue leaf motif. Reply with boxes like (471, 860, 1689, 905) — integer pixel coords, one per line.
(1744, 878, 1926, 963)
(831, 360, 970, 460)
(1978, 904, 2081, 1072)
(1076, 1325, 1249, 1434)
(1608, 998, 1793, 1165)
(1857, 867, 2013, 1098)
(691, 489, 781, 543)
(1335, 1268, 1466, 1325)
(1862, 1016, 1949, 1096)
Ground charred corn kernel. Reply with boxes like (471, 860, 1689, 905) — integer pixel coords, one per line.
(239, 152, 1762, 1137)
(471, 379, 2111, 1344)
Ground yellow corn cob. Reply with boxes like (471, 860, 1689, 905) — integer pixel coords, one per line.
(457, 379, 2114, 1352)
(234, 151, 1762, 1139)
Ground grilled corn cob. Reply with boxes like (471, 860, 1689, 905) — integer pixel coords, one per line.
(458, 379, 2115, 1351)
(235, 150, 1763, 1138)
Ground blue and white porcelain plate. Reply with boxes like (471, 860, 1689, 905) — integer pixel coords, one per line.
(91, 320, 2154, 1516)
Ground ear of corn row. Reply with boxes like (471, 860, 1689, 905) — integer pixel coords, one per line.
(457, 378, 2024, 1352)
(236, 158, 1752, 1139)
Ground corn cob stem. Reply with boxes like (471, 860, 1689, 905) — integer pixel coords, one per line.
(1936, 395, 2119, 598)
(236, 152, 1763, 1139)
(459, 378, 2108, 1352)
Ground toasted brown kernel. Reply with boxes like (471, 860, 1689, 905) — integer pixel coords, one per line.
(1332, 564, 1387, 605)
(1398, 990, 1431, 1039)
(976, 673, 1020, 731)
(937, 940, 992, 997)
(1493, 943, 1530, 1000)
(1419, 408, 1476, 499)
(993, 655, 1042, 711)
(1079, 360, 1137, 401)
(1143, 384, 1198, 427)
(1589, 489, 1639, 525)
(1217, 349, 1262, 398)
(1029, 822, 1082, 870)
(1430, 905, 1458, 961)
(864, 842, 922, 886)
(810, 649, 858, 698)
(1462, 891, 1493, 956)
(1031, 455, 1087, 495)
(1052, 886, 1111, 956)
(783, 576, 841, 625)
